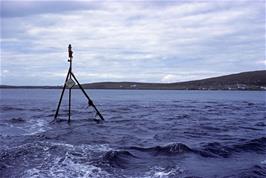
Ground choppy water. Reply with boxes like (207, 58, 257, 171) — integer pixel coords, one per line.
(0, 89, 266, 178)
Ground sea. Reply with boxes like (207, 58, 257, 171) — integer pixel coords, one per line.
(0, 89, 266, 178)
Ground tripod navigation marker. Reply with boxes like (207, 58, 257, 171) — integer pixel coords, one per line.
(54, 44, 104, 123)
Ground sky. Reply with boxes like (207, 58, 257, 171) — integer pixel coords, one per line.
(0, 0, 265, 85)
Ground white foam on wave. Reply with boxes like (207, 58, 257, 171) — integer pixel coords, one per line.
(21, 141, 112, 178)
(23, 159, 110, 178)
(261, 160, 266, 165)
(48, 141, 75, 148)
(142, 166, 184, 178)
(47, 141, 112, 152)
(22, 157, 109, 178)
(4, 118, 51, 136)
(2, 116, 51, 136)
(23, 119, 51, 135)
(22, 153, 110, 178)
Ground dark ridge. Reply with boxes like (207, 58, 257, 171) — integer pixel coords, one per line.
(255, 122, 266, 127)
(1, 70, 266, 90)
(102, 150, 137, 168)
(224, 165, 266, 178)
(9, 117, 26, 123)
(128, 143, 194, 156)
(199, 137, 266, 158)
(233, 137, 266, 152)
(80, 70, 266, 90)
(199, 142, 233, 158)
(125, 137, 266, 158)
(176, 70, 266, 88)
(0, 106, 25, 112)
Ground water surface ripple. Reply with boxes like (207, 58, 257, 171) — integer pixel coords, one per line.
(0, 89, 266, 178)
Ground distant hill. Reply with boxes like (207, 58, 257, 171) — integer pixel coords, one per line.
(80, 70, 266, 90)
(1, 70, 266, 90)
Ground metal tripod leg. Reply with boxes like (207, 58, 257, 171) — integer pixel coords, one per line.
(68, 87, 71, 123)
(54, 68, 70, 120)
(70, 72, 104, 120)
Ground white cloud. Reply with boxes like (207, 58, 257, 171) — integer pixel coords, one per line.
(255, 60, 266, 66)
(161, 74, 179, 83)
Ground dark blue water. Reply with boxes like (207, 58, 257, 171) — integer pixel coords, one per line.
(0, 89, 266, 178)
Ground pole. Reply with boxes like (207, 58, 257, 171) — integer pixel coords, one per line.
(68, 48, 73, 122)
(68, 87, 71, 122)
(70, 72, 104, 120)
(54, 68, 70, 120)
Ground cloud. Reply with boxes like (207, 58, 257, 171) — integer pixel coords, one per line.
(1, 0, 265, 85)
(161, 74, 179, 83)
(1, 0, 101, 17)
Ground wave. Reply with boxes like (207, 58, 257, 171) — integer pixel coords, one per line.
(0, 106, 25, 112)
(128, 143, 194, 156)
(233, 137, 266, 152)
(100, 138, 265, 171)
(199, 137, 266, 158)
(0, 141, 112, 177)
(255, 122, 266, 127)
(124, 137, 266, 158)
(8, 117, 26, 123)
(97, 138, 266, 173)
(99, 143, 194, 170)
(1, 139, 266, 177)
(102, 150, 137, 168)
(224, 165, 266, 178)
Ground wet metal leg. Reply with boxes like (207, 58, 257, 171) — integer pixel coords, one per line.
(70, 72, 104, 120)
(68, 88, 71, 123)
(54, 68, 70, 120)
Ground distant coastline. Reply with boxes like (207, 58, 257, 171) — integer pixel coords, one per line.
(1, 70, 266, 91)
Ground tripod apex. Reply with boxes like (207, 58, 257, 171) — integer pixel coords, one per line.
(68, 44, 73, 60)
